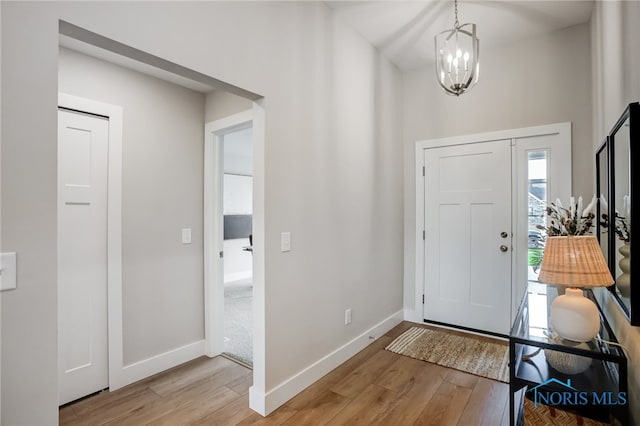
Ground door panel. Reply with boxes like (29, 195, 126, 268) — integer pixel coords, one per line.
(58, 108, 109, 405)
(424, 140, 512, 335)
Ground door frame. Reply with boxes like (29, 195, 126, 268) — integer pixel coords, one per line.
(414, 122, 571, 329)
(204, 103, 266, 414)
(57, 93, 124, 392)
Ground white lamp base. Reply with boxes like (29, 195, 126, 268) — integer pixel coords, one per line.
(550, 288, 600, 342)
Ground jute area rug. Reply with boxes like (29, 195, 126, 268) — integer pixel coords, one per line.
(385, 326, 509, 383)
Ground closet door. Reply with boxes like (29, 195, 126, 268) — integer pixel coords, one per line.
(58, 108, 109, 405)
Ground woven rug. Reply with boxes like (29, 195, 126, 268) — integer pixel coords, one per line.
(385, 326, 509, 383)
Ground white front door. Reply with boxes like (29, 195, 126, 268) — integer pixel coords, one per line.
(58, 108, 109, 405)
(423, 139, 512, 335)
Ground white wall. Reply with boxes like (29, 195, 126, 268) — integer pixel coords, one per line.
(403, 23, 592, 312)
(1, 2, 403, 424)
(58, 47, 206, 366)
(591, 2, 640, 423)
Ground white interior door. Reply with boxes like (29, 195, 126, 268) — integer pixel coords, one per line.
(423, 139, 512, 335)
(58, 108, 109, 405)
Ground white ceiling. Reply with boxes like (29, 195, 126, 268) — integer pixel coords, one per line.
(325, 0, 594, 70)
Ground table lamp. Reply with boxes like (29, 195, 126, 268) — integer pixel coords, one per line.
(538, 236, 614, 342)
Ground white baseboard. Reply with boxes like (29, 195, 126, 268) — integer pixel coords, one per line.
(253, 310, 404, 416)
(224, 271, 253, 283)
(111, 340, 205, 390)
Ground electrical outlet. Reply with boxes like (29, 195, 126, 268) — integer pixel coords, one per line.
(345, 308, 352, 325)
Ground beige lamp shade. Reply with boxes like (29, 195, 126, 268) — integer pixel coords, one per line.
(538, 236, 614, 288)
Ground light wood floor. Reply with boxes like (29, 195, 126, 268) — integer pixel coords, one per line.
(60, 321, 509, 425)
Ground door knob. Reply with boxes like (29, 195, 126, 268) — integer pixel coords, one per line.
(500, 231, 509, 238)
(500, 245, 509, 252)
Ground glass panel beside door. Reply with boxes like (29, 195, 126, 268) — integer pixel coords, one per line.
(527, 150, 548, 283)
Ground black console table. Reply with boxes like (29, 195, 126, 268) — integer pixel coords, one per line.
(509, 282, 628, 425)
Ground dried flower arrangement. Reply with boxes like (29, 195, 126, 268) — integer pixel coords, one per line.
(537, 196, 596, 236)
(599, 194, 630, 243)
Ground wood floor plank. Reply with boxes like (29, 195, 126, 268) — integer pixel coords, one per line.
(286, 334, 392, 410)
(227, 370, 254, 396)
(457, 377, 509, 426)
(282, 391, 350, 426)
(65, 388, 162, 426)
(190, 394, 255, 426)
(235, 404, 298, 425)
(326, 383, 397, 426)
(443, 369, 480, 389)
(59, 406, 78, 424)
(149, 356, 236, 396)
(120, 371, 241, 425)
(413, 380, 473, 426)
(69, 383, 152, 418)
(330, 349, 399, 399)
(148, 385, 241, 425)
(376, 354, 436, 396)
(369, 361, 448, 425)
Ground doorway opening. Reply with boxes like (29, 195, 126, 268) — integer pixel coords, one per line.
(222, 126, 254, 367)
(57, 20, 267, 414)
(203, 109, 258, 373)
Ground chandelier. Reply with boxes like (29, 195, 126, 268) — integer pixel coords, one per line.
(434, 0, 480, 96)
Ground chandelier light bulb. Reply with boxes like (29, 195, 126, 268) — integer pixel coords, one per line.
(434, 0, 480, 96)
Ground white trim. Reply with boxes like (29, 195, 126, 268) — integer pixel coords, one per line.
(58, 93, 125, 391)
(253, 310, 404, 416)
(415, 122, 570, 150)
(208, 109, 254, 134)
(204, 103, 266, 415)
(414, 122, 571, 331)
(118, 340, 205, 388)
(204, 123, 225, 358)
(403, 308, 421, 323)
(249, 101, 266, 413)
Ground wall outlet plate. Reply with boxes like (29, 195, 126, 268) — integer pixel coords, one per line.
(281, 232, 291, 252)
(182, 228, 192, 244)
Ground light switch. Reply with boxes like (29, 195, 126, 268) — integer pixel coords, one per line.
(0, 252, 17, 291)
(182, 228, 192, 244)
(281, 232, 291, 252)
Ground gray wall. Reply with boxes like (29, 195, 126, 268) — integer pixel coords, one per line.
(591, 2, 640, 422)
(1, 2, 403, 424)
(402, 23, 592, 310)
(58, 47, 206, 365)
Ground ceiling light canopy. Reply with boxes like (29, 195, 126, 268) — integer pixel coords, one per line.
(434, 0, 479, 96)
